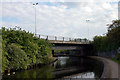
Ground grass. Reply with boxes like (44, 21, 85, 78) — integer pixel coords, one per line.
(112, 54, 120, 64)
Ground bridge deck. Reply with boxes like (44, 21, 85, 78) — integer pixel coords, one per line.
(49, 40, 90, 44)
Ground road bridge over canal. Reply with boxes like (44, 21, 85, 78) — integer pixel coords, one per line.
(36, 34, 94, 56)
(49, 40, 93, 57)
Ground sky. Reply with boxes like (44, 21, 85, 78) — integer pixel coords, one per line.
(0, 0, 119, 40)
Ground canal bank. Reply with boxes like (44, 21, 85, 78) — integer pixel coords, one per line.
(2, 56, 103, 79)
(90, 56, 119, 78)
(2, 57, 57, 76)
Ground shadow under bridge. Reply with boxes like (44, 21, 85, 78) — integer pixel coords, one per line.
(49, 40, 94, 57)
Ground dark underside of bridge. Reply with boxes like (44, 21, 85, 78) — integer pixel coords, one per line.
(52, 43, 94, 57)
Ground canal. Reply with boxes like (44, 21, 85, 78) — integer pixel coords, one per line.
(2, 57, 104, 79)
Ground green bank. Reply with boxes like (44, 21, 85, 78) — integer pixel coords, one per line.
(1, 27, 54, 73)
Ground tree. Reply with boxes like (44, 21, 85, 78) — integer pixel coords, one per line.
(93, 20, 120, 53)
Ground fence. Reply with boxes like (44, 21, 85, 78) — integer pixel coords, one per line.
(35, 34, 89, 43)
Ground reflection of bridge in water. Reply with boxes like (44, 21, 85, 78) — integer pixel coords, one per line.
(52, 57, 103, 78)
(36, 34, 93, 56)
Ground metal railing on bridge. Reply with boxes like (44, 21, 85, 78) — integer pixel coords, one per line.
(35, 34, 90, 43)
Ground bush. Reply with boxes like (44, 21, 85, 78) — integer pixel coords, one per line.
(113, 54, 120, 64)
(7, 43, 28, 69)
(1, 27, 54, 72)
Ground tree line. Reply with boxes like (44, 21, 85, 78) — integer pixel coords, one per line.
(93, 20, 120, 62)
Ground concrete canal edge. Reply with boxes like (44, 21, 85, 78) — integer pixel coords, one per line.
(89, 56, 119, 78)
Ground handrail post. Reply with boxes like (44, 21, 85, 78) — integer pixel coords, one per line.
(75, 39, 76, 42)
(69, 38, 71, 41)
(39, 35, 40, 38)
(55, 36, 57, 40)
(80, 39, 81, 42)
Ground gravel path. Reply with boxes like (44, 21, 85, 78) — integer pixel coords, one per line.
(90, 56, 119, 78)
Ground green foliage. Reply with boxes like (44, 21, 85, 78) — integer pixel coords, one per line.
(0, 34, 2, 73)
(93, 36, 110, 52)
(2, 39, 9, 72)
(93, 20, 120, 53)
(112, 54, 120, 64)
(7, 43, 28, 69)
(1, 27, 53, 72)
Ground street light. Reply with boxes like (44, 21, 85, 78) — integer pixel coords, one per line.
(86, 20, 90, 40)
(33, 3, 38, 36)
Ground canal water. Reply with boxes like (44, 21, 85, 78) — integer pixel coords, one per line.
(2, 57, 104, 79)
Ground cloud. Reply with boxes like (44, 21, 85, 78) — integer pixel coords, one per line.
(1, 1, 118, 40)
(1, 0, 119, 2)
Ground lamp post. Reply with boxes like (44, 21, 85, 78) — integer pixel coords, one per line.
(86, 20, 90, 40)
(33, 3, 38, 36)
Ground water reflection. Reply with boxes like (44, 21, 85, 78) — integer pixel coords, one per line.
(3, 65, 54, 79)
(64, 72, 95, 78)
(2, 57, 103, 79)
(54, 57, 69, 68)
(53, 57, 103, 78)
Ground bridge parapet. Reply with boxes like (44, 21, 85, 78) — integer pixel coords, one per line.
(35, 34, 90, 44)
(49, 40, 90, 44)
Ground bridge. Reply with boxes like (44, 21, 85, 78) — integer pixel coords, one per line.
(36, 34, 93, 56)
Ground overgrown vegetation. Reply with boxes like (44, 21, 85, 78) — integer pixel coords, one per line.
(93, 20, 120, 62)
(1, 27, 54, 72)
(112, 54, 120, 64)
